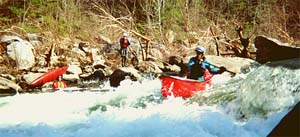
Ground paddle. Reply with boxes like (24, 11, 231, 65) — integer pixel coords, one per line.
(141, 61, 236, 77)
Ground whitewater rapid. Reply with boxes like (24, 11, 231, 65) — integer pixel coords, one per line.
(1, 59, 300, 137)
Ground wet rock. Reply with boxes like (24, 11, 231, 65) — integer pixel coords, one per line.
(109, 67, 141, 87)
(109, 69, 128, 87)
(80, 69, 106, 81)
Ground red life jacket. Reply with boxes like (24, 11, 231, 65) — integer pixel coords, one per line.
(53, 81, 67, 89)
(121, 38, 129, 47)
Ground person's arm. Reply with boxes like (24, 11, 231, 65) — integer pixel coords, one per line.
(203, 60, 219, 74)
(128, 38, 131, 46)
(203, 60, 227, 74)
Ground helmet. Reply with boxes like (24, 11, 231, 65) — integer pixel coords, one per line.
(123, 32, 128, 37)
(195, 46, 205, 53)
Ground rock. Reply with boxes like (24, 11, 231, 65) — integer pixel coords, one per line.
(149, 48, 164, 61)
(120, 67, 142, 81)
(80, 69, 106, 81)
(67, 65, 82, 74)
(91, 48, 106, 67)
(1, 35, 23, 42)
(109, 67, 142, 87)
(72, 47, 86, 56)
(169, 56, 183, 65)
(109, 69, 128, 87)
(0, 77, 22, 92)
(2, 35, 35, 70)
(267, 102, 300, 137)
(23, 73, 44, 84)
(254, 35, 300, 64)
(62, 74, 79, 81)
(136, 61, 163, 74)
(0, 74, 16, 81)
(205, 55, 259, 74)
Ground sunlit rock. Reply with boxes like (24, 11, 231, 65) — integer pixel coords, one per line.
(23, 73, 44, 85)
(67, 65, 82, 75)
(1, 35, 35, 70)
(205, 55, 259, 74)
(63, 74, 80, 82)
(0, 76, 22, 92)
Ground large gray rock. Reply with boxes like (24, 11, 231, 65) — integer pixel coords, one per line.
(205, 55, 259, 74)
(1, 35, 35, 70)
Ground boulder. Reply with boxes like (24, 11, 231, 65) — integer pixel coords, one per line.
(67, 65, 82, 74)
(267, 102, 300, 137)
(3, 36, 35, 70)
(80, 69, 106, 81)
(254, 35, 300, 64)
(205, 55, 259, 74)
(109, 67, 142, 87)
(0, 77, 22, 92)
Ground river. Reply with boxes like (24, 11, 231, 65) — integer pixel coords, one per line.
(0, 59, 299, 137)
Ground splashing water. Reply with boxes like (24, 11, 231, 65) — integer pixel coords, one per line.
(0, 59, 300, 137)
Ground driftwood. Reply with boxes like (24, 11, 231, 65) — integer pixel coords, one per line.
(130, 30, 150, 61)
(235, 25, 253, 59)
(46, 43, 54, 67)
(209, 26, 220, 56)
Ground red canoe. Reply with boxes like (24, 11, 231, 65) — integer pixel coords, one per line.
(30, 66, 68, 87)
(159, 70, 213, 99)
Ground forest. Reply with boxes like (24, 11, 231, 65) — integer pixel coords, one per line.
(1, 0, 299, 44)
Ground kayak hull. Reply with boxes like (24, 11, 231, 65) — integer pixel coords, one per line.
(159, 71, 213, 98)
(30, 66, 68, 87)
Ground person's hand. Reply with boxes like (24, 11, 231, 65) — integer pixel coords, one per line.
(218, 66, 227, 74)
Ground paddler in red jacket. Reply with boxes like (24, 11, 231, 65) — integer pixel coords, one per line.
(52, 75, 67, 89)
(119, 32, 131, 67)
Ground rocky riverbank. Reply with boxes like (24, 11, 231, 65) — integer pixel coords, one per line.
(1, 31, 298, 96)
